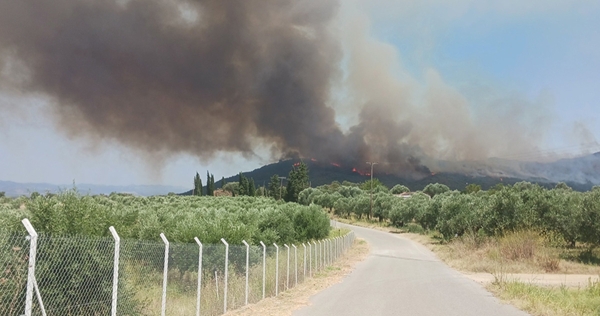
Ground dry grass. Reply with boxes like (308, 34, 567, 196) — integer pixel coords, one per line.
(488, 280, 600, 316)
(224, 238, 369, 316)
(400, 231, 600, 276)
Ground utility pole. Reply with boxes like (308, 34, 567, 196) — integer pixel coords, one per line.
(279, 177, 286, 200)
(366, 162, 377, 219)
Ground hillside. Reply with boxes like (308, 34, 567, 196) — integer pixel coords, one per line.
(189, 153, 599, 194)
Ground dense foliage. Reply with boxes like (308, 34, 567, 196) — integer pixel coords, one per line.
(300, 181, 600, 247)
(0, 192, 330, 245)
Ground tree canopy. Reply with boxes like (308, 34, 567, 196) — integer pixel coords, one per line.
(285, 162, 310, 203)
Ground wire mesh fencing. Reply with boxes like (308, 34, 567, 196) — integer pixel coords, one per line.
(35, 235, 115, 316)
(0, 231, 30, 316)
(1, 219, 356, 316)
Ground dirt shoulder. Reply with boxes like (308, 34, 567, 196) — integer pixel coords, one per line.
(224, 238, 370, 316)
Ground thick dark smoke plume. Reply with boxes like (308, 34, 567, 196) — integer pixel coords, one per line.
(0, 0, 441, 177)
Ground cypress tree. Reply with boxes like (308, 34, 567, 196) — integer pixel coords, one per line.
(210, 174, 215, 194)
(206, 171, 211, 196)
(285, 162, 309, 202)
(239, 172, 248, 196)
(268, 174, 280, 200)
(248, 178, 256, 196)
(199, 178, 203, 196)
(193, 172, 201, 196)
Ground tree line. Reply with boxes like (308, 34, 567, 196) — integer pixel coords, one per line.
(299, 180, 600, 247)
(201, 162, 310, 202)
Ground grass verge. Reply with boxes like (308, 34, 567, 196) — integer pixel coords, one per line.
(488, 280, 600, 316)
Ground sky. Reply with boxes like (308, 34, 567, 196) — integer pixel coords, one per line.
(1, 0, 599, 187)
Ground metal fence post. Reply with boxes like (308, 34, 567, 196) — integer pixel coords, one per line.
(221, 238, 229, 314)
(292, 244, 297, 287)
(242, 240, 250, 306)
(331, 239, 334, 262)
(318, 240, 322, 270)
(327, 239, 330, 265)
(215, 271, 219, 300)
(349, 233, 352, 250)
(329, 239, 333, 264)
(332, 238, 335, 261)
(313, 241, 319, 273)
(308, 242, 312, 277)
(160, 233, 169, 316)
(329, 239, 332, 264)
(325, 240, 329, 266)
(284, 244, 290, 290)
(345, 234, 348, 252)
(346, 234, 348, 251)
(346, 234, 349, 251)
(260, 241, 266, 299)
(302, 243, 306, 280)
(273, 243, 279, 296)
(22, 219, 38, 316)
(319, 240, 322, 270)
(325, 239, 328, 266)
(326, 239, 329, 265)
(109, 227, 120, 316)
(334, 237, 337, 259)
(194, 237, 203, 316)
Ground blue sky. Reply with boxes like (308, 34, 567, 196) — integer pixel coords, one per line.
(1, 0, 599, 187)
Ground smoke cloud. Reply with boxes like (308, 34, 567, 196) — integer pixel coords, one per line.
(0, 0, 583, 179)
(0, 1, 345, 159)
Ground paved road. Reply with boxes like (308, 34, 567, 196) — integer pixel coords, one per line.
(294, 223, 529, 316)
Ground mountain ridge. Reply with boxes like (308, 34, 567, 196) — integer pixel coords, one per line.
(0, 180, 187, 197)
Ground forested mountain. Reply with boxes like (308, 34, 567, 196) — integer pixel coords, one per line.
(198, 152, 600, 194)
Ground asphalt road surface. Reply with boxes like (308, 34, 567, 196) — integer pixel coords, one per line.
(294, 223, 529, 316)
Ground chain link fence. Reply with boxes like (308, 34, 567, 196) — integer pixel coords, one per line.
(1, 219, 356, 316)
(1, 231, 30, 316)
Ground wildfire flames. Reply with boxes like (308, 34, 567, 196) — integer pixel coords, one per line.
(352, 167, 369, 176)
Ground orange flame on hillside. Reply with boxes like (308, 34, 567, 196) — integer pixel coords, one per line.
(352, 167, 369, 176)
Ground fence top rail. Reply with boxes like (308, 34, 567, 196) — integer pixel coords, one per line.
(22, 218, 38, 237)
